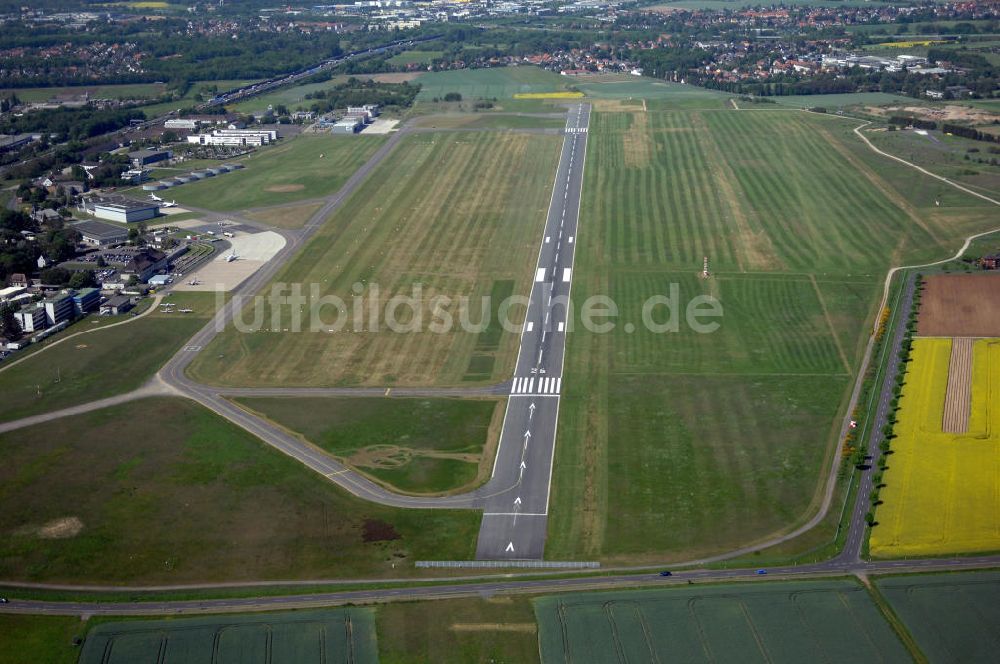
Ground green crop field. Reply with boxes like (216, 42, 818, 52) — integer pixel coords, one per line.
(0, 398, 479, 583)
(169, 134, 385, 211)
(377, 596, 539, 663)
(547, 107, 1000, 562)
(415, 66, 571, 101)
(79, 610, 377, 664)
(234, 397, 503, 494)
(189, 131, 562, 387)
(0, 292, 217, 424)
(878, 571, 1000, 663)
(535, 580, 910, 663)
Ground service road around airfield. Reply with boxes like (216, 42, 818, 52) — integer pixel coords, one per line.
(474, 103, 590, 560)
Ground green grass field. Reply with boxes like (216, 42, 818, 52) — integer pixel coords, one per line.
(865, 127, 1000, 197)
(0, 398, 480, 583)
(0, 615, 83, 664)
(234, 397, 502, 494)
(547, 107, 1000, 563)
(576, 78, 734, 109)
(387, 50, 444, 67)
(767, 92, 917, 108)
(137, 79, 259, 117)
(169, 134, 385, 211)
(5, 82, 168, 103)
(878, 571, 1000, 663)
(79, 609, 377, 664)
(415, 66, 570, 102)
(189, 131, 562, 387)
(535, 580, 910, 663)
(226, 77, 349, 115)
(0, 292, 216, 424)
(413, 113, 567, 130)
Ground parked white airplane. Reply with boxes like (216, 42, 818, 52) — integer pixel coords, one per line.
(149, 193, 163, 202)
(226, 251, 238, 263)
(161, 200, 177, 208)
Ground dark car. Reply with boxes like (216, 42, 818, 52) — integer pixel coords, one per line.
(756, 569, 767, 575)
(659, 570, 672, 577)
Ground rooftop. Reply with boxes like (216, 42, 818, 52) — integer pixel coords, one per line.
(73, 219, 129, 239)
(90, 195, 158, 213)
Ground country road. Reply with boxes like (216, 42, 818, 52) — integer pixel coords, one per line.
(3, 555, 998, 617)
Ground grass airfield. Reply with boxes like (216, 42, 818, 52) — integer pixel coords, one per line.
(0, 398, 479, 584)
(168, 134, 385, 211)
(189, 131, 562, 387)
(547, 104, 999, 562)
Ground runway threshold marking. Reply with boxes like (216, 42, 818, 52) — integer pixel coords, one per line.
(535, 268, 546, 282)
(562, 268, 572, 282)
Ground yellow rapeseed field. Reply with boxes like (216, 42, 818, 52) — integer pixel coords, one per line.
(512, 91, 585, 99)
(880, 39, 947, 48)
(871, 338, 1000, 557)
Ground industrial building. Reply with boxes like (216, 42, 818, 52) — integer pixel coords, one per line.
(100, 295, 133, 315)
(186, 129, 278, 147)
(346, 104, 379, 120)
(128, 148, 172, 168)
(332, 117, 364, 134)
(164, 118, 199, 130)
(87, 196, 159, 224)
(74, 219, 129, 246)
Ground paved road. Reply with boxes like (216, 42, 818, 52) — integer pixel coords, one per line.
(842, 273, 916, 561)
(475, 103, 590, 560)
(3, 555, 998, 617)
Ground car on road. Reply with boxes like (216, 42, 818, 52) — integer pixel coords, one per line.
(658, 570, 672, 577)
(756, 569, 768, 575)
(0, 597, 8, 603)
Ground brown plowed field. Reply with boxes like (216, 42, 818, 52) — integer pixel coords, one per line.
(918, 274, 1000, 337)
(942, 337, 973, 433)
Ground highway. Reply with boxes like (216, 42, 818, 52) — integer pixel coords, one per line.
(3, 555, 998, 617)
(474, 103, 590, 560)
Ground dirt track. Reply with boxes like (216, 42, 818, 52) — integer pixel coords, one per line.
(918, 274, 1000, 337)
(942, 337, 973, 433)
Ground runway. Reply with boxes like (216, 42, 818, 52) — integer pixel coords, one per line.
(474, 103, 591, 560)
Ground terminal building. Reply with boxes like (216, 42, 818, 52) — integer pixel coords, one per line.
(186, 129, 278, 147)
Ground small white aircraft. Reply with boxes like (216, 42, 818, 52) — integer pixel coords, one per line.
(188, 278, 200, 286)
(226, 251, 238, 263)
(149, 193, 163, 202)
(161, 200, 177, 208)
(178, 308, 194, 314)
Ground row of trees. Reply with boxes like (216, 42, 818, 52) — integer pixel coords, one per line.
(302, 78, 421, 114)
